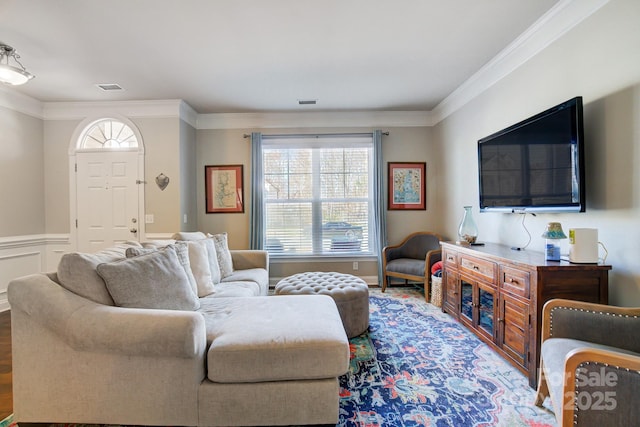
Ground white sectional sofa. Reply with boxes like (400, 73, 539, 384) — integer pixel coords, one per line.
(8, 232, 350, 426)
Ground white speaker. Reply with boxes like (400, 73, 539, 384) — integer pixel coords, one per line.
(569, 228, 599, 264)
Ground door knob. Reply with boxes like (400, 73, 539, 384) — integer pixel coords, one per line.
(130, 228, 138, 234)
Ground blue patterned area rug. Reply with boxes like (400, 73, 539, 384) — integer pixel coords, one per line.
(338, 288, 556, 427)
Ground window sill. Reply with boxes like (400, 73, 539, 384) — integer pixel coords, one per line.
(268, 254, 377, 264)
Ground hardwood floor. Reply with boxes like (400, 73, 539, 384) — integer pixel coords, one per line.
(0, 310, 12, 420)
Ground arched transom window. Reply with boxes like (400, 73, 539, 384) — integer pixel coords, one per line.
(80, 119, 139, 150)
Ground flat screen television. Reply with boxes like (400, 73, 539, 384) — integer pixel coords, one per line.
(478, 96, 585, 213)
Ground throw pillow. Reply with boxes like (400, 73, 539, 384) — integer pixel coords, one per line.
(97, 246, 200, 311)
(186, 240, 216, 297)
(57, 242, 141, 306)
(141, 239, 176, 248)
(126, 243, 198, 296)
(202, 238, 222, 284)
(210, 232, 234, 278)
(171, 231, 208, 241)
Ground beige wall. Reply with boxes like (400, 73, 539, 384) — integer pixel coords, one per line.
(179, 119, 198, 232)
(43, 119, 79, 233)
(41, 116, 183, 235)
(0, 107, 45, 237)
(135, 117, 182, 233)
(433, 0, 640, 305)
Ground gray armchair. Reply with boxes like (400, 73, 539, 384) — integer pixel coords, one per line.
(381, 231, 442, 302)
(535, 298, 640, 426)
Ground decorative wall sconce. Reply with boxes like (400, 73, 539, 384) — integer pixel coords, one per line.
(155, 173, 170, 191)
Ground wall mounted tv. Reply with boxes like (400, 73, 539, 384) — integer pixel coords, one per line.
(478, 96, 585, 213)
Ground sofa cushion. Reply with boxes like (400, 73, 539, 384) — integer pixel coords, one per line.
(57, 242, 142, 306)
(127, 242, 199, 296)
(221, 268, 269, 296)
(97, 245, 200, 311)
(200, 281, 262, 298)
(210, 232, 234, 278)
(200, 295, 349, 383)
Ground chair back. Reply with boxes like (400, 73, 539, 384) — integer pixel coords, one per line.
(398, 233, 441, 260)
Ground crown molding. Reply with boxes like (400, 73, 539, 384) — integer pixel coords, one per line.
(197, 110, 433, 129)
(431, 0, 611, 125)
(179, 101, 198, 128)
(0, 86, 44, 118)
(42, 99, 188, 121)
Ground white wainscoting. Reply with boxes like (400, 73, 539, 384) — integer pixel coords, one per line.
(0, 234, 72, 312)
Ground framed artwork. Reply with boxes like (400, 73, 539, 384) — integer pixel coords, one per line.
(205, 165, 244, 213)
(388, 162, 426, 210)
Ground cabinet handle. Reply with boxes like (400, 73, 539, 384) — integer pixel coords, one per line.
(473, 265, 479, 270)
(510, 278, 519, 284)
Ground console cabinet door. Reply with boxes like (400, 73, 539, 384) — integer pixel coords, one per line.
(443, 269, 459, 314)
(458, 273, 498, 343)
(459, 276, 474, 329)
(498, 293, 530, 370)
(476, 281, 497, 342)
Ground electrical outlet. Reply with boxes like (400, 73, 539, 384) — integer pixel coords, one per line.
(353, 261, 359, 271)
(183, 214, 188, 224)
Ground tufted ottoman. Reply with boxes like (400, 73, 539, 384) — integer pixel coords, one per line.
(275, 272, 369, 338)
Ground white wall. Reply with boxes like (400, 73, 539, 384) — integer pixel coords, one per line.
(433, 0, 640, 305)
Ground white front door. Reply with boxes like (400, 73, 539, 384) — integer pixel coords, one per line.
(76, 151, 140, 252)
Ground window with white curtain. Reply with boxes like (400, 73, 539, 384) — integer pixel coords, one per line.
(261, 134, 375, 256)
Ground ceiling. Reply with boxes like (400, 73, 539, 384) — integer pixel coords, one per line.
(0, 0, 559, 114)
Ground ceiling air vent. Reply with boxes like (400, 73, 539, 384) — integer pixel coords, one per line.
(96, 83, 124, 91)
(298, 99, 317, 105)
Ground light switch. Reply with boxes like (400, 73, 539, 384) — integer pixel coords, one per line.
(145, 214, 154, 224)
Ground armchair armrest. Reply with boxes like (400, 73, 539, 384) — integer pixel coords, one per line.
(541, 299, 640, 353)
(231, 249, 269, 271)
(559, 348, 640, 427)
(426, 249, 442, 274)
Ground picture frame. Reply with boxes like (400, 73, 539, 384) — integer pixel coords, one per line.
(205, 165, 244, 213)
(388, 162, 426, 210)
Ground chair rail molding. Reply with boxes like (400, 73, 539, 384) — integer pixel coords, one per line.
(0, 234, 72, 312)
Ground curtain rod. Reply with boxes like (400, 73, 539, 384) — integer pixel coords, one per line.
(243, 131, 389, 139)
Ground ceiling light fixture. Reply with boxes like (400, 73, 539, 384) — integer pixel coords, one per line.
(0, 43, 35, 85)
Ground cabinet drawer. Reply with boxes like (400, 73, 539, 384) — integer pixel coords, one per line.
(443, 249, 458, 267)
(501, 266, 530, 298)
(460, 255, 496, 281)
